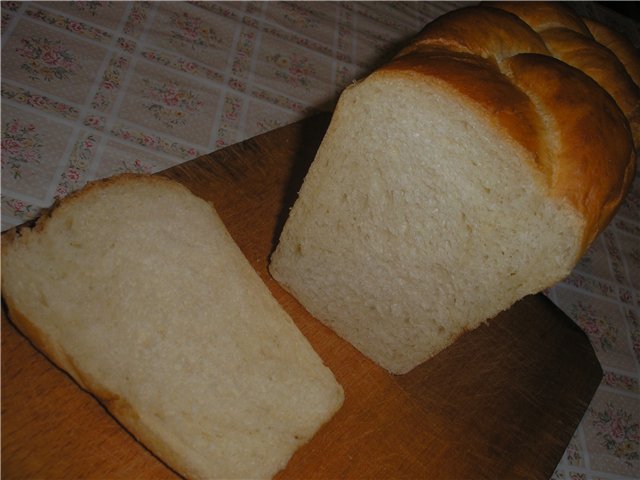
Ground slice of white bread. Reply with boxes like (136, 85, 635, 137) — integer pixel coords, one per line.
(269, 3, 637, 374)
(1, 174, 344, 479)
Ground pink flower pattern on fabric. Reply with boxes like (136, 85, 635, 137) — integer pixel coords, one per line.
(55, 134, 97, 199)
(123, 3, 147, 36)
(266, 52, 316, 91)
(591, 403, 640, 467)
(16, 36, 78, 81)
(169, 11, 222, 50)
(117, 158, 155, 175)
(142, 78, 203, 128)
(73, 1, 112, 16)
(570, 301, 618, 352)
(2, 197, 38, 223)
(281, 3, 319, 29)
(25, 7, 110, 41)
(2, 85, 79, 119)
(1, 119, 42, 178)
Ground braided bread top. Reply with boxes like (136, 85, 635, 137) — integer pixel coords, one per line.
(583, 17, 640, 86)
(388, 1, 638, 253)
(488, 1, 640, 144)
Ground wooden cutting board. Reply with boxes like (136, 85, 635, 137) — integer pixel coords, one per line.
(2, 114, 602, 479)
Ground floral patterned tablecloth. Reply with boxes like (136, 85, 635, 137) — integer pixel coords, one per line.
(1, 2, 638, 479)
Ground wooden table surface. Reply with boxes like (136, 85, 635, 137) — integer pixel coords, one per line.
(2, 114, 603, 479)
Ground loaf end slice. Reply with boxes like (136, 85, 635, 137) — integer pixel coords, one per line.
(1, 174, 344, 480)
(269, 62, 586, 374)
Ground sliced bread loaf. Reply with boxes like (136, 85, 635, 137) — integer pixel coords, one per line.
(269, 3, 637, 374)
(1, 174, 344, 479)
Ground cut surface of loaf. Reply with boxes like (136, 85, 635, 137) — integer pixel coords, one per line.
(270, 66, 583, 374)
(1, 174, 344, 479)
(269, 2, 637, 375)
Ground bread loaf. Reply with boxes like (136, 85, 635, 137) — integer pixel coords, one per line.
(1, 174, 344, 479)
(269, 2, 638, 374)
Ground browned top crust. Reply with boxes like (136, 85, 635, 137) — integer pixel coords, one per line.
(398, 6, 550, 63)
(539, 27, 640, 146)
(583, 17, 640, 87)
(389, 1, 638, 254)
(504, 53, 635, 250)
(484, 1, 593, 36)
(539, 28, 639, 113)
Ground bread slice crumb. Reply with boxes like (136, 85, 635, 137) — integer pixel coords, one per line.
(2, 173, 344, 480)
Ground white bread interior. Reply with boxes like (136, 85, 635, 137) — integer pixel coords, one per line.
(270, 74, 583, 374)
(1, 174, 344, 480)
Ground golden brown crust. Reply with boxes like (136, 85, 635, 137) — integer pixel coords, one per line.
(399, 6, 550, 63)
(583, 17, 640, 88)
(539, 27, 640, 147)
(484, 1, 592, 37)
(482, 2, 640, 146)
(504, 53, 635, 251)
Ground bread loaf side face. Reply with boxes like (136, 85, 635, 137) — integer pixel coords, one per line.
(1, 174, 344, 479)
(269, 2, 637, 374)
